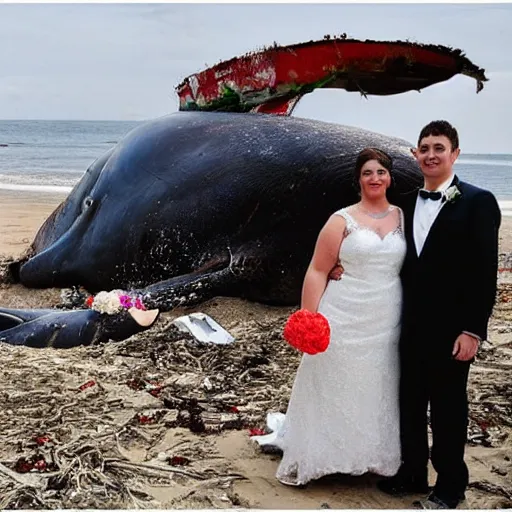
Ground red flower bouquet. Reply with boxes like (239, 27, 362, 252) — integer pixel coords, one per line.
(283, 309, 330, 355)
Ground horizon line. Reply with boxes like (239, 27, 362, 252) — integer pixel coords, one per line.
(0, 119, 510, 155)
(0, 118, 148, 122)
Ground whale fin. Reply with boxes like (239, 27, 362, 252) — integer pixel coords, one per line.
(0, 309, 101, 348)
(176, 37, 488, 116)
(141, 267, 237, 311)
(0, 307, 160, 349)
(0, 307, 64, 326)
(138, 244, 304, 311)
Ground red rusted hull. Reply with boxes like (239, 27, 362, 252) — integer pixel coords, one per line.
(176, 38, 487, 116)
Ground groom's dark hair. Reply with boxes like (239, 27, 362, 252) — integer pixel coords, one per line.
(418, 120, 459, 151)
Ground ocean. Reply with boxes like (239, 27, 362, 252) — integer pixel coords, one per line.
(0, 120, 511, 214)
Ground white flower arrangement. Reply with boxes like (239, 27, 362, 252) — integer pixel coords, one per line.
(85, 289, 147, 315)
(444, 185, 462, 203)
(91, 290, 124, 315)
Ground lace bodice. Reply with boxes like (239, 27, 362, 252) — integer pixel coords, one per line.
(334, 207, 405, 283)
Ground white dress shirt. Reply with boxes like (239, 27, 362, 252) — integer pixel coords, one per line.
(413, 174, 454, 256)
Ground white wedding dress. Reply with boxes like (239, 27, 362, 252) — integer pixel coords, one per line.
(254, 207, 406, 486)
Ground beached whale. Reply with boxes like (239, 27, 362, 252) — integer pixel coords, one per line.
(13, 112, 422, 308)
(2, 112, 423, 348)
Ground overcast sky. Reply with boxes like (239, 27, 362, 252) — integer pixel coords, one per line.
(0, 3, 511, 153)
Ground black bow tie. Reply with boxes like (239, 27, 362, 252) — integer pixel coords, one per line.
(419, 189, 443, 201)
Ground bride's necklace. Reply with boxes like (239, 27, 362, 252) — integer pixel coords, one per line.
(358, 204, 394, 219)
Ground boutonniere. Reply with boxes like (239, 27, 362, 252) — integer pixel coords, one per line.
(444, 185, 462, 203)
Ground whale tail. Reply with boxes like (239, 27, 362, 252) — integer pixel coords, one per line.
(176, 37, 488, 116)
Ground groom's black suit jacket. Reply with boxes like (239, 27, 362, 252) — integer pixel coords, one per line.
(398, 177, 501, 358)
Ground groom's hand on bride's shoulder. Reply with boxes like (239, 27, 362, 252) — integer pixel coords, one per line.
(452, 333, 480, 361)
(329, 263, 344, 281)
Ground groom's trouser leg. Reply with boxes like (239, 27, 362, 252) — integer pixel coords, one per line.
(399, 352, 429, 479)
(430, 359, 471, 501)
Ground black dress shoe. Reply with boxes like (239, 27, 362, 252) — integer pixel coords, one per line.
(377, 472, 430, 496)
(413, 492, 463, 509)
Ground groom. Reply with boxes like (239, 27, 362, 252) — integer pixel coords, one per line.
(377, 120, 501, 509)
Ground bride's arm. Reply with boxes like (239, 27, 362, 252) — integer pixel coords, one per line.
(301, 214, 346, 313)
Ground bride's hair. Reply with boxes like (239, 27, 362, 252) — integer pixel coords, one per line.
(352, 147, 393, 192)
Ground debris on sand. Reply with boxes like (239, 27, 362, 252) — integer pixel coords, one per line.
(0, 307, 298, 508)
(0, 280, 510, 508)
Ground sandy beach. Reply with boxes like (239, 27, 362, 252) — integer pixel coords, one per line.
(0, 189, 511, 509)
(0, 190, 69, 257)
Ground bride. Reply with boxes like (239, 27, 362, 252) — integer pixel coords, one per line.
(255, 147, 406, 486)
